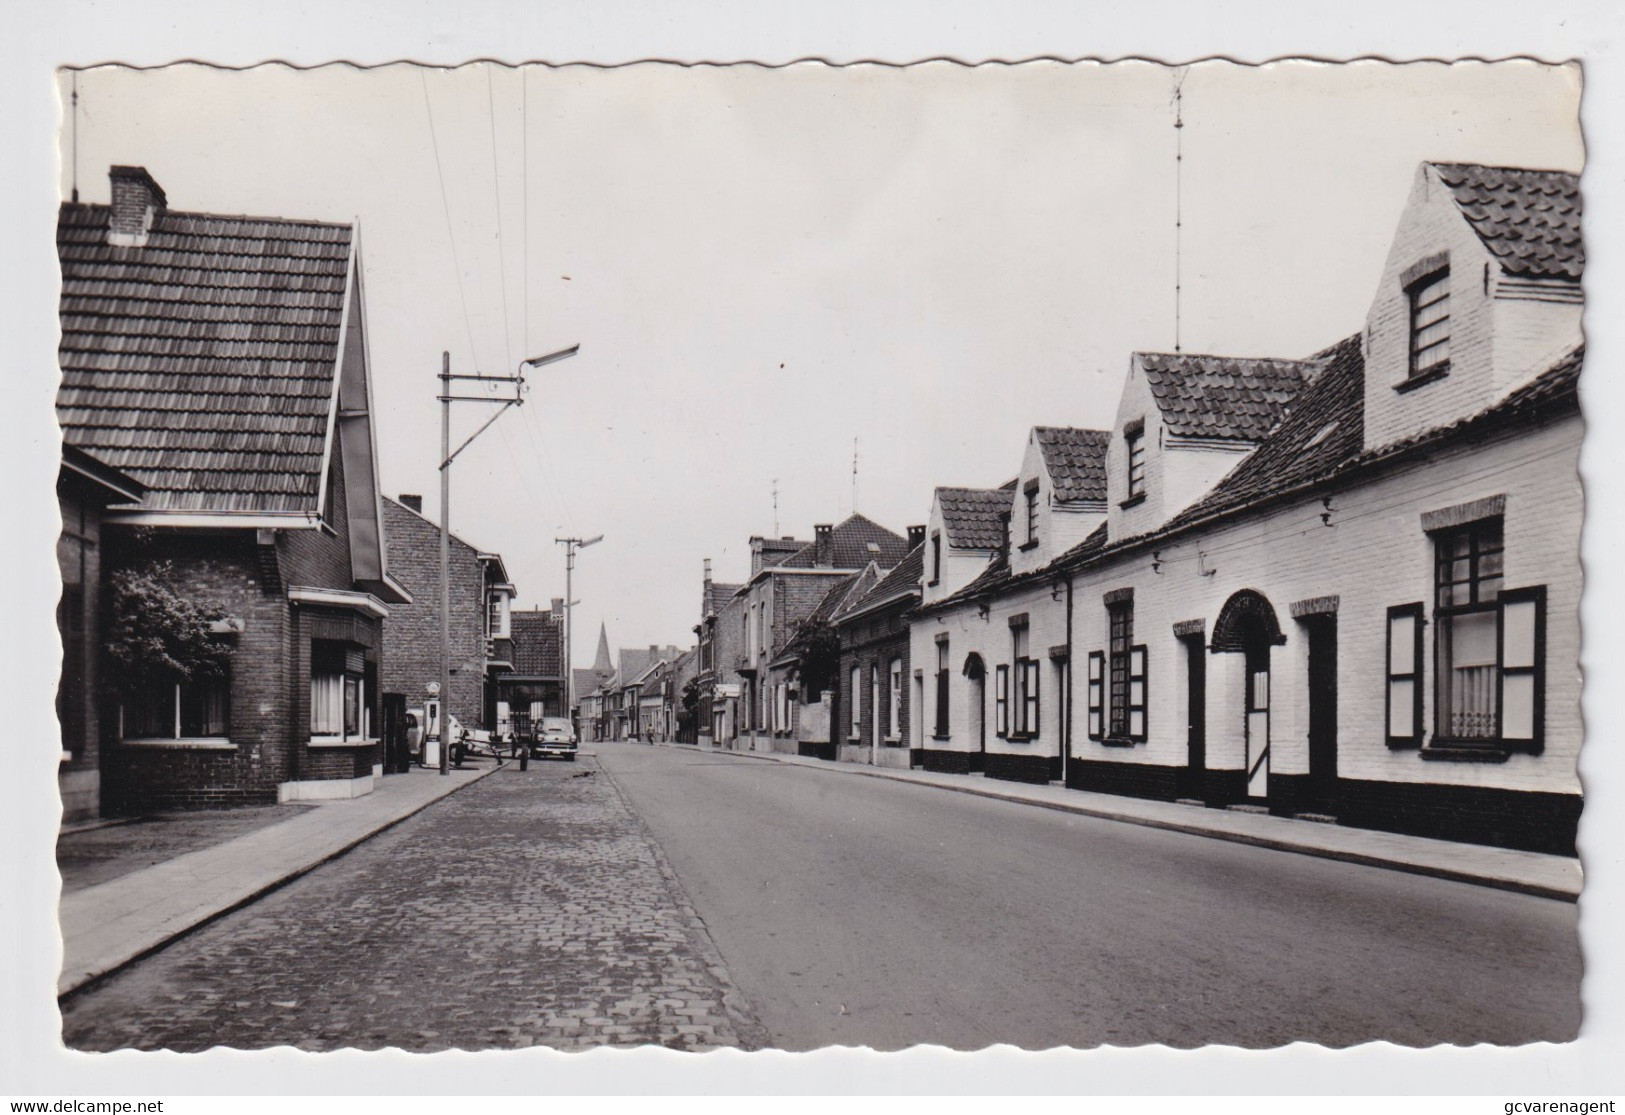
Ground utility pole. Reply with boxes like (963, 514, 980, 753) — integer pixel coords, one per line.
(556, 533, 603, 733)
(438, 343, 580, 775)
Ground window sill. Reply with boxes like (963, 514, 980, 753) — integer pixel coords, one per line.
(1098, 735, 1139, 748)
(884, 735, 901, 744)
(1007, 732, 1035, 743)
(1119, 493, 1147, 510)
(308, 736, 381, 749)
(1421, 740, 1511, 763)
(932, 734, 951, 742)
(121, 737, 236, 750)
(1018, 540, 1040, 553)
(926, 580, 940, 589)
(1394, 363, 1450, 393)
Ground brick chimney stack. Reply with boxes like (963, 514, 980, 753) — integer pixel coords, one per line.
(399, 494, 423, 514)
(108, 166, 166, 248)
(907, 524, 926, 549)
(551, 597, 564, 616)
(814, 524, 834, 567)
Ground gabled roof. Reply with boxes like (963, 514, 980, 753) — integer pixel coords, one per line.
(1429, 162, 1583, 281)
(705, 581, 743, 616)
(837, 543, 925, 624)
(1033, 427, 1110, 502)
(1138, 353, 1315, 442)
(571, 668, 601, 698)
(775, 514, 910, 571)
(937, 485, 1010, 550)
(58, 201, 354, 514)
(509, 610, 563, 679)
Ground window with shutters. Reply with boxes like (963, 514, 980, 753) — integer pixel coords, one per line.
(1108, 601, 1133, 736)
(1386, 603, 1425, 748)
(1009, 619, 1039, 738)
(1428, 518, 1545, 755)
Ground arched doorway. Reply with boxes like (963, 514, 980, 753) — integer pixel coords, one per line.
(1211, 590, 1286, 802)
(963, 653, 987, 772)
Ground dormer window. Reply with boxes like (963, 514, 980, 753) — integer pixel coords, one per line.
(1021, 480, 1041, 550)
(929, 531, 942, 586)
(1407, 266, 1451, 381)
(1123, 418, 1147, 505)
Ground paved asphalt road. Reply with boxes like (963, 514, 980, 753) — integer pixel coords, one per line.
(596, 741, 1580, 1052)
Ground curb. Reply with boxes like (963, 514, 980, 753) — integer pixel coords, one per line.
(58, 762, 503, 1000)
(655, 741, 1578, 903)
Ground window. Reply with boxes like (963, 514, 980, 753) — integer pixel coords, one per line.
(1431, 519, 1545, 752)
(850, 664, 862, 738)
(1408, 268, 1450, 379)
(933, 638, 950, 738)
(930, 532, 942, 586)
(312, 641, 368, 741)
(1125, 420, 1146, 502)
(485, 592, 509, 640)
(1106, 601, 1146, 741)
(995, 664, 1010, 737)
(1386, 604, 1425, 748)
(1087, 651, 1105, 740)
(124, 676, 231, 740)
(1010, 620, 1039, 737)
(1022, 481, 1041, 549)
(888, 658, 903, 739)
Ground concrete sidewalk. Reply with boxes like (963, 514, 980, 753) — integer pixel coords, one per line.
(58, 763, 500, 997)
(666, 741, 1582, 902)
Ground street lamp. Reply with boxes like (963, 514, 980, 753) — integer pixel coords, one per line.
(438, 344, 580, 775)
(555, 533, 603, 737)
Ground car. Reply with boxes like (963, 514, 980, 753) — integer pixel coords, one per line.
(531, 716, 579, 761)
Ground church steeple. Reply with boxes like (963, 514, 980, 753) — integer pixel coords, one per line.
(592, 623, 615, 684)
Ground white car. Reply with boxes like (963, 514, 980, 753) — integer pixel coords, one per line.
(531, 716, 579, 761)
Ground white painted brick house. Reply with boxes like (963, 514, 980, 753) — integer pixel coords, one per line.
(909, 161, 1583, 854)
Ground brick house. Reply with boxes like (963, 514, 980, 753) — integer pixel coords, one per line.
(909, 161, 1583, 854)
(734, 515, 912, 754)
(832, 541, 925, 769)
(693, 560, 745, 747)
(497, 604, 566, 733)
(379, 494, 516, 732)
(57, 446, 145, 822)
(765, 570, 868, 760)
(58, 166, 410, 810)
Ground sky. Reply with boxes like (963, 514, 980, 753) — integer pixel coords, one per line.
(54, 59, 1582, 669)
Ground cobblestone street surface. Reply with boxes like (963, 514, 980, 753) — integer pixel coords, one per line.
(60, 758, 764, 1052)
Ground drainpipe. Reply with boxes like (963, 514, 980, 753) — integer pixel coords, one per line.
(1064, 571, 1074, 786)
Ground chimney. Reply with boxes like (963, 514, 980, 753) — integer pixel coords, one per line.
(398, 494, 423, 514)
(907, 524, 926, 549)
(814, 524, 834, 567)
(551, 596, 564, 617)
(749, 535, 766, 576)
(108, 166, 166, 248)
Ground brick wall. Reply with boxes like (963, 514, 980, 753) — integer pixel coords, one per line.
(101, 531, 292, 813)
(280, 435, 354, 590)
(836, 603, 912, 756)
(379, 498, 487, 727)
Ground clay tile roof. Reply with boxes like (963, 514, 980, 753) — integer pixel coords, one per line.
(841, 543, 924, 619)
(1034, 427, 1110, 502)
(779, 514, 910, 570)
(509, 611, 563, 678)
(1165, 335, 1366, 531)
(57, 202, 355, 514)
(706, 582, 743, 614)
(1137, 352, 1315, 442)
(1429, 162, 1583, 281)
(936, 486, 1010, 550)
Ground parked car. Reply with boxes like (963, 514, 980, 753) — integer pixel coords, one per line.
(407, 709, 494, 765)
(531, 716, 579, 761)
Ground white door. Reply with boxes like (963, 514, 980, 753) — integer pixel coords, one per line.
(1246, 664, 1270, 799)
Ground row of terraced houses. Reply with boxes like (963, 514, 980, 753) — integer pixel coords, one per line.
(684, 160, 1584, 856)
(55, 166, 569, 822)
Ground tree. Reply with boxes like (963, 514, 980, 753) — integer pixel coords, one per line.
(103, 562, 230, 695)
(795, 620, 842, 700)
(676, 677, 701, 737)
